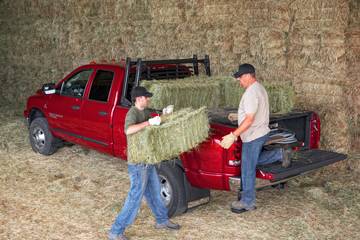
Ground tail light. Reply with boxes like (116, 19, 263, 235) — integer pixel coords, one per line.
(310, 114, 321, 149)
(226, 137, 242, 166)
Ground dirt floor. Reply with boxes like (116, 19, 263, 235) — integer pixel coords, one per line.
(1, 99, 359, 240)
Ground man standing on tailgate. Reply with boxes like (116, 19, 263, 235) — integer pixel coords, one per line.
(220, 64, 292, 213)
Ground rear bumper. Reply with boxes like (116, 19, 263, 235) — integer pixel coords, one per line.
(228, 171, 314, 192)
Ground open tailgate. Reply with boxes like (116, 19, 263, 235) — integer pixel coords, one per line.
(257, 149, 347, 182)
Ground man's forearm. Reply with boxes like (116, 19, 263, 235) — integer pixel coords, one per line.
(126, 121, 150, 135)
(233, 118, 252, 137)
(233, 113, 255, 137)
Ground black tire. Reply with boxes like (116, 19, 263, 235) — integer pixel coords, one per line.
(29, 118, 59, 156)
(155, 162, 187, 218)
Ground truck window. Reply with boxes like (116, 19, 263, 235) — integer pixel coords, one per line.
(60, 69, 93, 98)
(88, 70, 115, 102)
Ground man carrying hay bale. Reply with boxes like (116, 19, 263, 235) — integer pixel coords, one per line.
(220, 64, 292, 213)
(108, 86, 180, 240)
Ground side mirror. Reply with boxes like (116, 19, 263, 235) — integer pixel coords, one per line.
(42, 83, 56, 95)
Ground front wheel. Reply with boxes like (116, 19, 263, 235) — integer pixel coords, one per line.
(29, 118, 60, 156)
(156, 162, 187, 218)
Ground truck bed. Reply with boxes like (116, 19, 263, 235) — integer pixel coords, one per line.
(206, 107, 315, 128)
(207, 107, 347, 183)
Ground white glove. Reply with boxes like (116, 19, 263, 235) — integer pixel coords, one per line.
(162, 105, 174, 114)
(220, 132, 237, 149)
(149, 116, 162, 126)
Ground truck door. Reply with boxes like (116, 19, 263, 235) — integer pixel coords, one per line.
(112, 105, 130, 160)
(80, 68, 121, 155)
(47, 69, 94, 145)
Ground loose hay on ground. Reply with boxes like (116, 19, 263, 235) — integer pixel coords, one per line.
(1, 99, 360, 239)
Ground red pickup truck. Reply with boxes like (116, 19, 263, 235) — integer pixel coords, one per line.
(24, 55, 347, 217)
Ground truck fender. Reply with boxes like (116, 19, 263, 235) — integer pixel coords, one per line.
(173, 159, 210, 213)
(28, 108, 46, 127)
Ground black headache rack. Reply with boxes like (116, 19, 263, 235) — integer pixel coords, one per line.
(120, 54, 211, 106)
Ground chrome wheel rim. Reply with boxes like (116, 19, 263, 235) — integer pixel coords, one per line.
(32, 126, 45, 151)
(158, 175, 172, 207)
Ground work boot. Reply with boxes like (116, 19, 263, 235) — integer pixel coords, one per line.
(107, 233, 128, 240)
(230, 201, 256, 212)
(155, 220, 180, 231)
(282, 145, 292, 168)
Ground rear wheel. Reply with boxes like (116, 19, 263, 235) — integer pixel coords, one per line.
(29, 118, 60, 156)
(156, 162, 187, 218)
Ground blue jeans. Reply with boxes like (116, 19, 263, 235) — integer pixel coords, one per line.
(109, 163, 169, 236)
(240, 133, 283, 206)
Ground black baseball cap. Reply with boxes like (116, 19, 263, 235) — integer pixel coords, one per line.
(232, 63, 255, 78)
(131, 86, 154, 98)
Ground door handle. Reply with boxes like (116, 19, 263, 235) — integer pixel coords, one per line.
(99, 111, 108, 116)
(71, 105, 80, 110)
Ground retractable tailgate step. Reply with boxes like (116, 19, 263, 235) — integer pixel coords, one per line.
(256, 149, 347, 182)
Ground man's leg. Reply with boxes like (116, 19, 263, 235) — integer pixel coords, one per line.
(257, 148, 283, 166)
(143, 164, 169, 224)
(109, 164, 148, 236)
(144, 164, 180, 231)
(239, 134, 268, 207)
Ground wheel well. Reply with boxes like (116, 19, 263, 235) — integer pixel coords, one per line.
(163, 158, 210, 213)
(173, 158, 185, 171)
(29, 108, 46, 124)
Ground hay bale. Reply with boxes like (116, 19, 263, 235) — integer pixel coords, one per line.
(140, 79, 223, 110)
(128, 107, 210, 164)
(221, 77, 295, 114)
(319, 107, 351, 154)
(294, 82, 344, 107)
(290, 0, 349, 29)
(221, 77, 246, 109)
(288, 28, 347, 77)
(141, 76, 295, 114)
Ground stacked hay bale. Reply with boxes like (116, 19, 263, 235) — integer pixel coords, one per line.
(288, 0, 351, 153)
(140, 79, 223, 110)
(345, 1, 360, 152)
(128, 107, 209, 164)
(0, 0, 358, 155)
(219, 77, 295, 114)
(140, 75, 295, 114)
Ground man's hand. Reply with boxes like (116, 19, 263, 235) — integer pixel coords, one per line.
(149, 116, 162, 126)
(162, 105, 174, 114)
(220, 132, 237, 149)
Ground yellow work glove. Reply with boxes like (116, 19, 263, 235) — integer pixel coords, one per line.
(220, 132, 237, 149)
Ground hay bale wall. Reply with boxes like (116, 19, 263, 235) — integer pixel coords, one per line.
(0, 0, 359, 153)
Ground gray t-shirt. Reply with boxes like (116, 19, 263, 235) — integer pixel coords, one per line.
(125, 106, 153, 165)
(238, 81, 270, 142)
